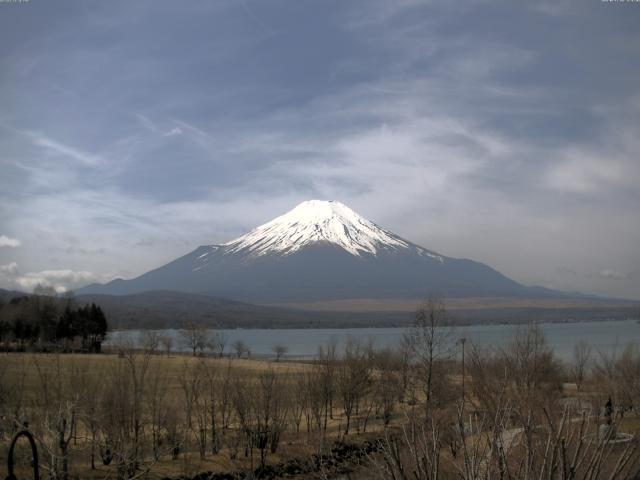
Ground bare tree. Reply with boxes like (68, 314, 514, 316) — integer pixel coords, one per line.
(146, 362, 169, 461)
(218, 361, 234, 431)
(572, 340, 592, 391)
(164, 408, 183, 461)
(614, 344, 640, 413)
(204, 361, 221, 454)
(180, 359, 209, 458)
(73, 358, 105, 470)
(372, 348, 401, 427)
(370, 396, 640, 480)
(249, 369, 288, 466)
(318, 338, 337, 429)
(503, 324, 562, 421)
(231, 377, 255, 467)
(232, 339, 248, 358)
(272, 343, 288, 362)
(100, 345, 153, 479)
(0, 357, 27, 439)
(289, 372, 307, 437)
(179, 360, 197, 432)
(337, 338, 372, 435)
(180, 323, 208, 356)
(33, 355, 78, 480)
(159, 335, 173, 356)
(53, 403, 76, 480)
(405, 296, 453, 418)
(592, 344, 640, 416)
(304, 367, 327, 453)
(140, 330, 160, 354)
(207, 331, 227, 358)
(469, 324, 563, 436)
(369, 327, 640, 480)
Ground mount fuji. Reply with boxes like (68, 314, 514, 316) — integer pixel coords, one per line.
(78, 200, 560, 303)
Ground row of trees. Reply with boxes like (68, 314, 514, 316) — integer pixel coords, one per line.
(0, 293, 108, 352)
(0, 340, 411, 479)
(138, 324, 288, 360)
(370, 298, 640, 479)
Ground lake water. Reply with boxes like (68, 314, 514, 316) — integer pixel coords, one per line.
(106, 319, 640, 362)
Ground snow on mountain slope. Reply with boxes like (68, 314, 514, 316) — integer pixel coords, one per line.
(218, 200, 443, 259)
(79, 199, 556, 302)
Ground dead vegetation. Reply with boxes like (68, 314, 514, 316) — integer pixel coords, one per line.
(0, 299, 638, 479)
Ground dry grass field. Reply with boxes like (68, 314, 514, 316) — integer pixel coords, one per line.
(0, 351, 393, 479)
(1, 319, 639, 480)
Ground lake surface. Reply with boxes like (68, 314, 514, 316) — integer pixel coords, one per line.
(106, 319, 640, 362)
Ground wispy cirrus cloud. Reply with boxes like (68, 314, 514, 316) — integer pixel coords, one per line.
(29, 133, 101, 167)
(0, 122, 102, 168)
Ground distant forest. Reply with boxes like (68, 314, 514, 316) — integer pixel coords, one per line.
(73, 290, 640, 330)
(0, 288, 638, 333)
(0, 287, 108, 352)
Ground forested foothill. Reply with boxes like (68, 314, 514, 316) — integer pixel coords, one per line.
(2, 288, 638, 330)
(0, 287, 108, 353)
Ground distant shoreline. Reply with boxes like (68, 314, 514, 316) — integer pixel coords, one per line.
(108, 316, 639, 332)
(105, 318, 640, 363)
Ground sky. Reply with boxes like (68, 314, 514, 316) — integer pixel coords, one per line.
(0, 0, 639, 299)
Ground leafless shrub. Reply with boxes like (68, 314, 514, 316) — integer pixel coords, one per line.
(592, 344, 640, 415)
(159, 334, 173, 356)
(232, 339, 249, 358)
(405, 296, 455, 418)
(140, 330, 160, 354)
(180, 323, 209, 356)
(337, 338, 372, 435)
(272, 343, 288, 361)
(209, 331, 228, 358)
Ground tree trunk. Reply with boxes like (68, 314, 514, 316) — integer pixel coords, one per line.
(91, 430, 96, 469)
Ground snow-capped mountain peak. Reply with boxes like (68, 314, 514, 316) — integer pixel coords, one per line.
(76, 199, 538, 302)
(221, 200, 431, 257)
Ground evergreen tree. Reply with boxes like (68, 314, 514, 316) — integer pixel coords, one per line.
(88, 303, 108, 352)
(0, 295, 108, 351)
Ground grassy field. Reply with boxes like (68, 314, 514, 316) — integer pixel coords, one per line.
(0, 351, 388, 479)
(1, 344, 638, 480)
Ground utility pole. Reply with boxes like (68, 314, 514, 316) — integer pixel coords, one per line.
(459, 337, 467, 404)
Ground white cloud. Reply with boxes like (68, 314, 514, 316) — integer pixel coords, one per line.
(1, 0, 639, 301)
(545, 124, 640, 195)
(343, 0, 434, 28)
(136, 114, 184, 137)
(29, 132, 101, 167)
(163, 127, 183, 137)
(546, 152, 628, 194)
(135, 113, 159, 133)
(13, 269, 116, 293)
(529, 0, 577, 17)
(0, 262, 18, 276)
(0, 235, 21, 248)
(599, 269, 628, 280)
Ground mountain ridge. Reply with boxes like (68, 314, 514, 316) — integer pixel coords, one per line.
(3, 287, 637, 330)
(77, 200, 579, 303)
